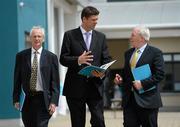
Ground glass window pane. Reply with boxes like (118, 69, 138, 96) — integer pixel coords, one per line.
(174, 54, 180, 61)
(174, 63, 180, 81)
(163, 55, 172, 61)
(174, 82, 180, 91)
(161, 63, 173, 91)
(161, 53, 180, 92)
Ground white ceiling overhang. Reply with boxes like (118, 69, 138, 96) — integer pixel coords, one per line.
(91, 0, 180, 39)
(96, 23, 180, 39)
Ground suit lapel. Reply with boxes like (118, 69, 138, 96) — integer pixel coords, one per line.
(40, 49, 47, 67)
(26, 48, 31, 69)
(136, 45, 150, 67)
(76, 27, 88, 51)
(127, 48, 135, 67)
(76, 27, 97, 51)
(89, 30, 97, 51)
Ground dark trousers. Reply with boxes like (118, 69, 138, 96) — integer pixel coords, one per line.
(66, 97, 106, 127)
(123, 93, 159, 127)
(22, 93, 51, 127)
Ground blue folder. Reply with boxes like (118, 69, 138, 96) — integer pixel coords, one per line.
(78, 60, 116, 77)
(132, 64, 155, 94)
(19, 89, 25, 111)
(78, 65, 105, 77)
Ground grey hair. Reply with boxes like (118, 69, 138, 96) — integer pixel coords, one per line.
(30, 26, 45, 39)
(136, 25, 150, 41)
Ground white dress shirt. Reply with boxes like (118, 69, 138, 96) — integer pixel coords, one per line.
(31, 47, 43, 91)
(80, 26, 92, 50)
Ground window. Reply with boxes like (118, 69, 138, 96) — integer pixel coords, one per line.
(160, 53, 180, 92)
(25, 31, 31, 48)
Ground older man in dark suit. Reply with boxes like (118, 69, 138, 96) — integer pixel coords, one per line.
(114, 26, 164, 127)
(13, 26, 60, 127)
(60, 6, 111, 127)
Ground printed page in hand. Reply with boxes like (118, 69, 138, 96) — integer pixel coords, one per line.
(78, 60, 116, 77)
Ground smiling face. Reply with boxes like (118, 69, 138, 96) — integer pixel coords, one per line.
(30, 28, 44, 50)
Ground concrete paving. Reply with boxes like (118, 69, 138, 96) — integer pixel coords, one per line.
(1, 110, 180, 127)
(49, 110, 180, 127)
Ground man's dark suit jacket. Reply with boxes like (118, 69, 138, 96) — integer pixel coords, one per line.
(121, 44, 164, 109)
(60, 27, 111, 99)
(13, 48, 60, 110)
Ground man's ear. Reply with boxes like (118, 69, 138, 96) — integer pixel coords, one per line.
(82, 17, 88, 22)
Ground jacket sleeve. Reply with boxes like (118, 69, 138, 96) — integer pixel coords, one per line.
(50, 54, 60, 106)
(141, 49, 165, 91)
(13, 53, 22, 104)
(60, 32, 79, 68)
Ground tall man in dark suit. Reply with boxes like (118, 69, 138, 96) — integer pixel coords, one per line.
(114, 26, 164, 127)
(60, 6, 111, 127)
(13, 26, 60, 127)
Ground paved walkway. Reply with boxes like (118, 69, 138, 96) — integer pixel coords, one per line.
(1, 110, 180, 127)
(49, 110, 180, 127)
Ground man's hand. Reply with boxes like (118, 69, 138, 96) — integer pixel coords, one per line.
(91, 70, 105, 78)
(48, 103, 56, 115)
(114, 74, 123, 85)
(78, 51, 93, 65)
(133, 80, 142, 90)
(14, 102, 20, 110)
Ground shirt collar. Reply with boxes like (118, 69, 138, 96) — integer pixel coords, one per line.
(80, 26, 92, 35)
(137, 43, 147, 53)
(31, 47, 43, 54)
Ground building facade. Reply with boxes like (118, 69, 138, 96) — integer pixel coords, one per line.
(0, 0, 180, 120)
